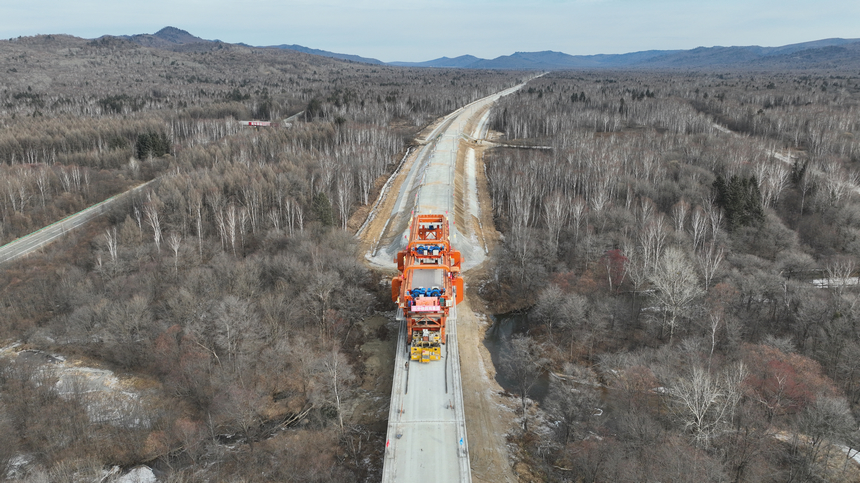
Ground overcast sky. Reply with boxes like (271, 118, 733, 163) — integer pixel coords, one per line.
(3, 0, 859, 62)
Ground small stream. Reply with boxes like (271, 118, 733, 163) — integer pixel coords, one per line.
(483, 312, 550, 403)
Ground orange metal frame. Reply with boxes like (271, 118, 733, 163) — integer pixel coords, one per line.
(391, 214, 464, 346)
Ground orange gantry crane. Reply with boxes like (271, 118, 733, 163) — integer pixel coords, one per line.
(391, 214, 464, 362)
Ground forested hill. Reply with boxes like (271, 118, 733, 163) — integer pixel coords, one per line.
(86, 27, 860, 71)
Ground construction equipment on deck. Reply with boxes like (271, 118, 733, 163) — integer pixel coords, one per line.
(391, 214, 464, 362)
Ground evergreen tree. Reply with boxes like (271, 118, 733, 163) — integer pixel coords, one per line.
(135, 133, 152, 159)
(791, 160, 809, 184)
(743, 176, 765, 226)
(713, 174, 764, 231)
(312, 192, 334, 227)
(135, 132, 170, 159)
(306, 98, 323, 121)
(713, 174, 727, 207)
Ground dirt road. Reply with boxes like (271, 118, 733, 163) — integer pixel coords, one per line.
(456, 295, 517, 482)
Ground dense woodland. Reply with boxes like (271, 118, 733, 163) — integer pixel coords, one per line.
(483, 70, 860, 482)
(4, 31, 860, 483)
(0, 34, 516, 244)
(0, 34, 521, 481)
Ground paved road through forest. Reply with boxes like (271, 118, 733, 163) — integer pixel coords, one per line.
(380, 81, 528, 483)
(0, 179, 156, 266)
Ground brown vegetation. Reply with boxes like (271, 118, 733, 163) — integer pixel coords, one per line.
(0, 33, 522, 480)
(5, 30, 860, 481)
(482, 70, 860, 482)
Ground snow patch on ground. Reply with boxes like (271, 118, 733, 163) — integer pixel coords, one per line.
(5, 455, 32, 480)
(812, 277, 860, 288)
(114, 466, 157, 483)
(0, 341, 23, 354)
(839, 445, 860, 466)
(1, 347, 151, 427)
(465, 148, 480, 225)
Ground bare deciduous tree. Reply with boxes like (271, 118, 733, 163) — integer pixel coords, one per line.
(671, 199, 690, 235)
(649, 247, 703, 342)
(191, 190, 204, 258)
(689, 205, 708, 251)
(268, 209, 281, 232)
(544, 379, 599, 444)
(321, 344, 355, 434)
(168, 232, 182, 273)
(569, 196, 587, 242)
(144, 201, 162, 253)
(669, 363, 747, 448)
(825, 256, 855, 294)
(335, 170, 353, 230)
(226, 204, 238, 256)
(500, 335, 548, 431)
(35, 167, 49, 209)
(543, 191, 568, 253)
(697, 242, 724, 289)
(302, 271, 341, 339)
(793, 396, 856, 480)
(639, 216, 669, 273)
(104, 227, 118, 267)
(214, 295, 260, 371)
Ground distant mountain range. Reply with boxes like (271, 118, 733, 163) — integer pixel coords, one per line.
(264, 44, 385, 65)
(118, 27, 860, 70)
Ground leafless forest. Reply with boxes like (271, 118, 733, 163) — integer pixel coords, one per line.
(3, 32, 860, 483)
(0, 34, 520, 481)
(483, 71, 860, 482)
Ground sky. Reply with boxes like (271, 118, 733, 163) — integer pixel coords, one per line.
(2, 0, 860, 63)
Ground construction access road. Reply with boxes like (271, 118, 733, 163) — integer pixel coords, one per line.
(365, 82, 526, 271)
(377, 82, 528, 483)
